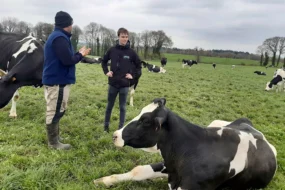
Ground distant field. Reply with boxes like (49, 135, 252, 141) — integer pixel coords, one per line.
(0, 62, 284, 189)
(162, 53, 260, 66)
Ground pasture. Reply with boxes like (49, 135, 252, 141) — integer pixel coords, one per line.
(162, 53, 260, 66)
(0, 61, 284, 189)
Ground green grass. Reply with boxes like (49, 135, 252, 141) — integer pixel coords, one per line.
(161, 53, 260, 66)
(0, 61, 284, 189)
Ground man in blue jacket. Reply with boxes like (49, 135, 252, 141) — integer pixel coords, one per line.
(43, 11, 90, 150)
(101, 28, 142, 133)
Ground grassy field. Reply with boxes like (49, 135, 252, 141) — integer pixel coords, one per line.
(160, 53, 261, 66)
(0, 61, 284, 190)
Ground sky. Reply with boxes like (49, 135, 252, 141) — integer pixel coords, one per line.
(0, 0, 284, 54)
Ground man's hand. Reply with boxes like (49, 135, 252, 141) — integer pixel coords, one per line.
(79, 46, 91, 56)
(126, 73, 133, 79)
(106, 71, 113, 77)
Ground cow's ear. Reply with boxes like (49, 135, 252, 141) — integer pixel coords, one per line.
(0, 69, 7, 77)
(153, 98, 166, 106)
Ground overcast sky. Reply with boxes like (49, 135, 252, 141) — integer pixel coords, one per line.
(1, 0, 284, 53)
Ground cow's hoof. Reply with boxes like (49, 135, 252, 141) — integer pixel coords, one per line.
(9, 113, 17, 118)
(93, 177, 113, 187)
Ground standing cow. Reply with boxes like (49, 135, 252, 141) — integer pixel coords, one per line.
(0, 32, 44, 117)
(161, 57, 167, 67)
(182, 59, 198, 68)
(94, 98, 277, 190)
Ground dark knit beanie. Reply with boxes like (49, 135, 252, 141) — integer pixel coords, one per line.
(55, 11, 73, 28)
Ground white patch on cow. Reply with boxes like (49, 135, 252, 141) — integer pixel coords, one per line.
(229, 131, 258, 176)
(93, 165, 167, 187)
(168, 184, 172, 190)
(113, 102, 159, 147)
(27, 43, 37, 53)
(16, 34, 35, 42)
(7, 61, 10, 70)
(177, 187, 182, 190)
(152, 65, 155, 69)
(141, 144, 161, 154)
(13, 38, 34, 58)
(9, 90, 19, 118)
(207, 120, 231, 128)
(217, 128, 223, 137)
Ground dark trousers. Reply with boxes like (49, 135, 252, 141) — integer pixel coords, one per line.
(104, 85, 129, 128)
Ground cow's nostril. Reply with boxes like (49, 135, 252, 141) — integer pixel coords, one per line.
(113, 135, 117, 141)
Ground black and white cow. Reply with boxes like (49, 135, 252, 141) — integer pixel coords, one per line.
(94, 98, 277, 189)
(161, 57, 167, 67)
(182, 59, 198, 68)
(141, 61, 166, 73)
(254, 71, 266, 76)
(265, 68, 285, 92)
(0, 32, 44, 117)
(81, 56, 102, 64)
(128, 72, 141, 107)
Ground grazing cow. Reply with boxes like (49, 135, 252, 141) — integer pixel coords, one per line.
(0, 32, 44, 117)
(81, 57, 102, 64)
(265, 68, 285, 92)
(212, 63, 216, 69)
(94, 98, 277, 190)
(254, 71, 266, 76)
(142, 61, 166, 73)
(182, 59, 198, 68)
(161, 57, 167, 67)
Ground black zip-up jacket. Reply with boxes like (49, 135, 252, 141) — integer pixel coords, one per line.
(102, 40, 142, 88)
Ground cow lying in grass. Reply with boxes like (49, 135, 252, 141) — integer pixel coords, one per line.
(141, 61, 166, 73)
(81, 57, 102, 64)
(94, 98, 277, 190)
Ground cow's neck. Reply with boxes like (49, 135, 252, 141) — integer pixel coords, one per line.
(157, 111, 205, 172)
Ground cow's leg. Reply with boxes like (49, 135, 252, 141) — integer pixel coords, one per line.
(129, 85, 135, 107)
(93, 162, 168, 187)
(9, 90, 19, 118)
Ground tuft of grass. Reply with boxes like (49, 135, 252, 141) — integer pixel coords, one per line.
(0, 61, 284, 189)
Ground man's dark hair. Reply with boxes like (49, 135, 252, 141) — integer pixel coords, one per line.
(117, 28, 129, 37)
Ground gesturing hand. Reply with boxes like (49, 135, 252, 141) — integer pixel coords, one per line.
(79, 46, 91, 56)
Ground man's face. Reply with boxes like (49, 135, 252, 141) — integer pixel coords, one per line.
(119, 33, 128, 46)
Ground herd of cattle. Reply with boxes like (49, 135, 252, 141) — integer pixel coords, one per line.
(0, 32, 281, 189)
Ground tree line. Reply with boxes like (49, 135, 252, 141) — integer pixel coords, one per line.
(0, 17, 173, 59)
(257, 37, 285, 67)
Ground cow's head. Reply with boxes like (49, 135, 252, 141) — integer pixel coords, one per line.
(141, 61, 148, 68)
(113, 98, 167, 153)
(0, 39, 43, 108)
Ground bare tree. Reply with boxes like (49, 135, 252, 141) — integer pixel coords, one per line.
(263, 37, 280, 66)
(16, 21, 33, 35)
(71, 25, 82, 51)
(135, 33, 141, 53)
(83, 22, 101, 55)
(256, 45, 266, 66)
(276, 37, 285, 66)
(150, 30, 173, 57)
(263, 52, 269, 66)
(0, 23, 3, 32)
(141, 30, 153, 59)
(129, 32, 137, 49)
(1, 17, 19, 32)
(33, 22, 53, 40)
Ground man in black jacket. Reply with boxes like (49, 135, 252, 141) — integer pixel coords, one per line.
(101, 27, 142, 132)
